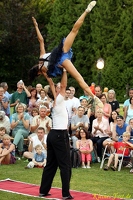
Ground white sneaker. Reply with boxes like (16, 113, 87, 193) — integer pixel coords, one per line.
(94, 96, 103, 108)
(86, 165, 91, 169)
(82, 165, 86, 168)
(97, 157, 101, 163)
(86, 1, 96, 13)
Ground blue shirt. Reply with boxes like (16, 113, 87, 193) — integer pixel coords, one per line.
(116, 123, 128, 136)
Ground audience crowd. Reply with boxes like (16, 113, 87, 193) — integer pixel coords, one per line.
(0, 80, 133, 173)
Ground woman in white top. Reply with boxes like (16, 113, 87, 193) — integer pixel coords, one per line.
(91, 108, 110, 162)
(124, 97, 133, 124)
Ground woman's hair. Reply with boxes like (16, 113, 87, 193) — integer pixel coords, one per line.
(39, 89, 46, 95)
(78, 128, 91, 139)
(30, 88, 38, 99)
(110, 110, 119, 122)
(2, 134, 11, 140)
(0, 127, 6, 132)
(15, 103, 26, 112)
(129, 97, 133, 104)
(31, 108, 39, 116)
(99, 93, 107, 100)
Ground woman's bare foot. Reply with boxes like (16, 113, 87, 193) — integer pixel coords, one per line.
(32, 17, 38, 27)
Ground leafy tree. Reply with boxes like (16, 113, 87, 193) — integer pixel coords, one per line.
(0, 0, 54, 90)
(90, 0, 133, 101)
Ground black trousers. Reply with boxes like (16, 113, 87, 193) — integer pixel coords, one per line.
(40, 129, 71, 197)
(91, 136, 109, 157)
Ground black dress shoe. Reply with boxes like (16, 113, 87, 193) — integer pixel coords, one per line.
(62, 195, 74, 200)
(39, 193, 51, 197)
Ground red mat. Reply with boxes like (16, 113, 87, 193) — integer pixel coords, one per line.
(0, 179, 123, 200)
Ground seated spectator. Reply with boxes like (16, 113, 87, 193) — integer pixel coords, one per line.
(0, 86, 9, 115)
(103, 110, 118, 148)
(91, 108, 110, 162)
(36, 83, 43, 98)
(0, 111, 10, 134)
(0, 127, 6, 143)
(104, 132, 133, 171)
(23, 127, 47, 160)
(112, 115, 128, 141)
(124, 97, 133, 124)
(30, 105, 52, 135)
(37, 89, 48, 106)
(107, 89, 120, 113)
(29, 108, 39, 127)
(76, 128, 93, 168)
(127, 118, 133, 137)
(80, 98, 90, 115)
(0, 134, 16, 165)
(11, 103, 30, 155)
(71, 106, 89, 148)
(0, 82, 12, 117)
(99, 94, 112, 121)
(25, 144, 46, 169)
(27, 88, 38, 115)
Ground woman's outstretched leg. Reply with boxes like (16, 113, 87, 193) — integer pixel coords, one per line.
(32, 17, 46, 57)
(62, 60, 103, 108)
(63, 1, 96, 52)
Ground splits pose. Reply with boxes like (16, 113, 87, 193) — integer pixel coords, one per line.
(29, 1, 103, 109)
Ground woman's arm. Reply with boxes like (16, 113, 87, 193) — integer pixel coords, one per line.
(0, 144, 15, 157)
(76, 140, 80, 149)
(124, 106, 128, 121)
(11, 120, 20, 129)
(42, 72, 56, 99)
(88, 139, 93, 152)
(21, 118, 29, 129)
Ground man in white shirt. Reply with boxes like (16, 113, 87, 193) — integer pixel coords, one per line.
(31, 105, 52, 134)
(23, 127, 47, 159)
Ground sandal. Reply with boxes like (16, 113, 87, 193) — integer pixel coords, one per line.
(104, 165, 109, 171)
(111, 166, 117, 171)
(125, 162, 132, 168)
(130, 168, 133, 173)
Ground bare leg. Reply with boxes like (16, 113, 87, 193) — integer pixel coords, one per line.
(63, 1, 96, 52)
(62, 60, 103, 108)
(114, 154, 119, 168)
(32, 17, 46, 57)
(106, 154, 114, 167)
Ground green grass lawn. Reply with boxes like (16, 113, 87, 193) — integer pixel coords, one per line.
(0, 159, 132, 200)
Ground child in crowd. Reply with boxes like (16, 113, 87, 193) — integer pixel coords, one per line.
(104, 132, 133, 171)
(0, 127, 6, 143)
(76, 128, 93, 168)
(25, 144, 46, 169)
(0, 134, 16, 165)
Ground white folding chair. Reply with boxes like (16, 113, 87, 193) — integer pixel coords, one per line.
(100, 136, 133, 171)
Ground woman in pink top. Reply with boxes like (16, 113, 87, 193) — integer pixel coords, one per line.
(76, 128, 93, 168)
(99, 94, 112, 120)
